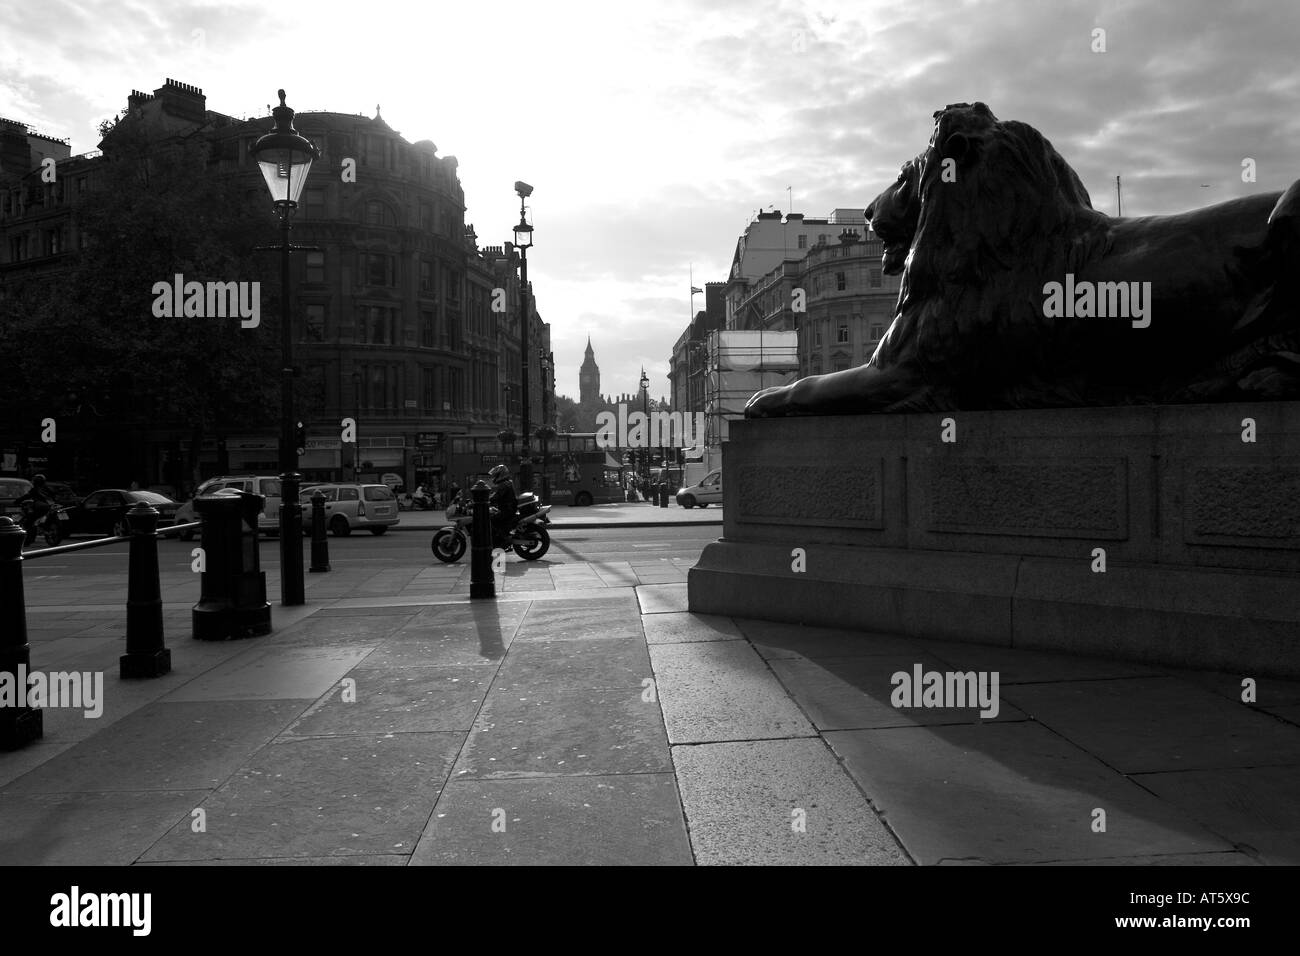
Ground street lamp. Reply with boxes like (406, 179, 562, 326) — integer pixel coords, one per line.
(539, 351, 553, 504)
(250, 89, 319, 607)
(351, 370, 362, 482)
(512, 181, 534, 493)
(640, 368, 650, 489)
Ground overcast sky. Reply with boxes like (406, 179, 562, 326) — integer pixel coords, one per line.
(4, 0, 1298, 401)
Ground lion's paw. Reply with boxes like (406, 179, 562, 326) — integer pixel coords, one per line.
(744, 385, 793, 418)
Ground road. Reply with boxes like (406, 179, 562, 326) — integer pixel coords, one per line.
(19, 525, 720, 608)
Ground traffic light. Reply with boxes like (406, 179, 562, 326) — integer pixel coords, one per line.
(295, 421, 307, 456)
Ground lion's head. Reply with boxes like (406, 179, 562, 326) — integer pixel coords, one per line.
(865, 157, 920, 275)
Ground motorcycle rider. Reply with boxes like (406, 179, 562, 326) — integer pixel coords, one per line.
(16, 474, 57, 544)
(487, 464, 516, 545)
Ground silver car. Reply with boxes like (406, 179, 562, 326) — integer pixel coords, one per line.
(300, 483, 400, 536)
(175, 475, 284, 540)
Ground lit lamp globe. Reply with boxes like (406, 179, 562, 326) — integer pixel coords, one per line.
(249, 89, 320, 208)
(512, 220, 533, 251)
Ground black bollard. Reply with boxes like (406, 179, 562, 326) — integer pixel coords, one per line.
(469, 480, 494, 599)
(659, 482, 669, 508)
(193, 494, 234, 640)
(121, 503, 172, 678)
(0, 516, 42, 749)
(309, 490, 330, 573)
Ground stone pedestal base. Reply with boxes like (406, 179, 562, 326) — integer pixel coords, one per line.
(688, 402, 1300, 677)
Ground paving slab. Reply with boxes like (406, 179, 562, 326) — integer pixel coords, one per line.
(671, 738, 909, 866)
(453, 684, 671, 778)
(410, 773, 692, 866)
(515, 597, 644, 641)
(1003, 677, 1300, 773)
(1132, 765, 1300, 865)
(636, 584, 689, 614)
(736, 619, 926, 660)
(649, 641, 816, 743)
(642, 612, 744, 645)
(163, 644, 376, 702)
(140, 732, 463, 862)
(826, 723, 1235, 865)
(492, 638, 652, 690)
(285, 665, 494, 735)
(912, 639, 1164, 683)
(0, 789, 204, 865)
(2, 700, 305, 794)
(768, 654, 1026, 730)
(140, 854, 409, 866)
(364, 625, 514, 667)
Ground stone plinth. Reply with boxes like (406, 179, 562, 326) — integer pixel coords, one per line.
(688, 402, 1300, 677)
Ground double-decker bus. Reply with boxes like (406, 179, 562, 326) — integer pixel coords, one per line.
(444, 433, 628, 506)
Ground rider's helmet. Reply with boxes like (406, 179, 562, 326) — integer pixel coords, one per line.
(32, 474, 47, 486)
(488, 464, 511, 484)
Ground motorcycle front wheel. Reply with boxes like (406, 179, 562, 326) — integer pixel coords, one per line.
(42, 523, 63, 546)
(431, 528, 467, 563)
(512, 524, 550, 561)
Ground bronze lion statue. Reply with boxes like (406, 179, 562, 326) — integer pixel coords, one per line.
(746, 101, 1300, 416)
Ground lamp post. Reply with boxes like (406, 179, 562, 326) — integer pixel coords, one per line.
(351, 370, 362, 482)
(249, 89, 319, 607)
(640, 368, 650, 487)
(512, 181, 534, 492)
(539, 351, 553, 504)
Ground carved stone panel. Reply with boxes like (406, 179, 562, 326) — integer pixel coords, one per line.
(925, 458, 1128, 539)
(737, 462, 883, 527)
(1186, 463, 1300, 548)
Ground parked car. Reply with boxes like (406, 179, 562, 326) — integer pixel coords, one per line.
(676, 469, 722, 508)
(299, 483, 400, 536)
(61, 489, 181, 538)
(0, 477, 33, 518)
(174, 475, 283, 541)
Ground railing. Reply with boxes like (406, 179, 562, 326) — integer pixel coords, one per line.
(21, 521, 200, 561)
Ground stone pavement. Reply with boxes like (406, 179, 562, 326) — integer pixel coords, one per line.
(2, 555, 1298, 865)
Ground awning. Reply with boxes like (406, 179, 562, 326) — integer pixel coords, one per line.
(604, 452, 623, 469)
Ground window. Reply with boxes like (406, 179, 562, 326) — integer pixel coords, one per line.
(45, 228, 62, 255)
(422, 367, 436, 408)
(10, 234, 28, 261)
(837, 324, 849, 343)
(305, 250, 324, 283)
(447, 269, 461, 302)
(836, 271, 846, 291)
(421, 310, 436, 348)
(419, 259, 433, 293)
(338, 487, 359, 502)
(365, 253, 393, 287)
(304, 187, 325, 220)
(833, 355, 850, 371)
(420, 201, 433, 231)
(814, 324, 822, 347)
(364, 200, 393, 226)
(870, 267, 882, 288)
(870, 323, 884, 341)
(819, 234, 827, 244)
(304, 304, 326, 341)
(370, 366, 387, 410)
(797, 234, 807, 249)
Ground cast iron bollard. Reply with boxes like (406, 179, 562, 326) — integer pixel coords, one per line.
(121, 502, 171, 678)
(469, 480, 494, 599)
(309, 490, 330, 573)
(193, 491, 272, 640)
(0, 516, 42, 749)
(659, 482, 669, 508)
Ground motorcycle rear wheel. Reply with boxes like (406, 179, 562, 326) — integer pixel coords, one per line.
(512, 525, 550, 561)
(431, 528, 467, 563)
(42, 523, 62, 546)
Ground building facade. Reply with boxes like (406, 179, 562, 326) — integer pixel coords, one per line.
(0, 79, 554, 494)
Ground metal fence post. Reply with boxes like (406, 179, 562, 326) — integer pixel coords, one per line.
(470, 480, 494, 599)
(121, 502, 172, 678)
(0, 516, 42, 749)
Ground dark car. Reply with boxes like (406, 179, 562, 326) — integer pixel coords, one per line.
(43, 481, 82, 507)
(0, 477, 33, 518)
(62, 489, 181, 538)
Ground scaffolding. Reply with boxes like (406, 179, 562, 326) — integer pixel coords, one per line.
(702, 330, 799, 472)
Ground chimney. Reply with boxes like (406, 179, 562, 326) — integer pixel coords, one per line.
(153, 79, 206, 124)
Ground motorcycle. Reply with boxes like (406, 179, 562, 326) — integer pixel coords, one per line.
(21, 500, 68, 547)
(410, 488, 435, 511)
(430, 490, 552, 563)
